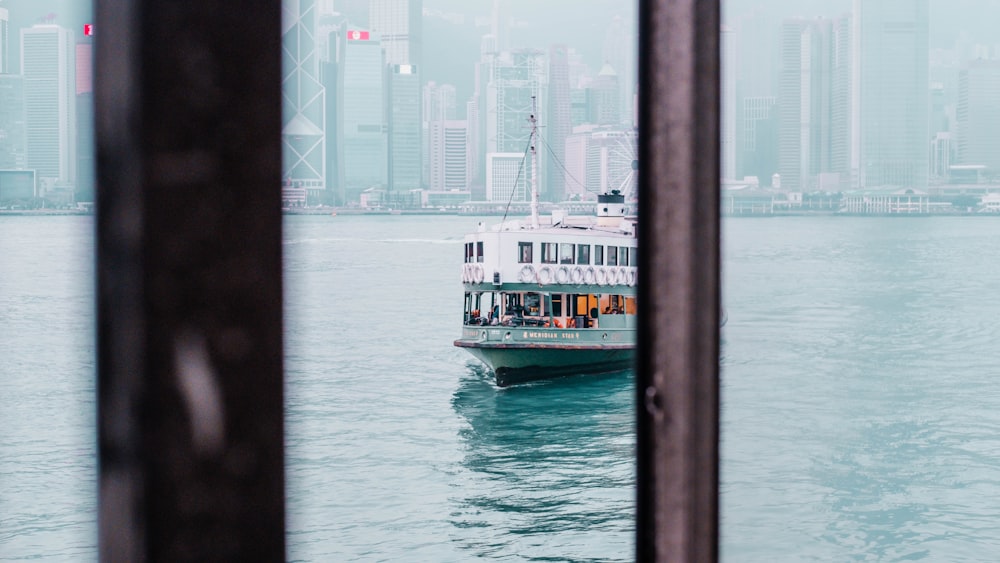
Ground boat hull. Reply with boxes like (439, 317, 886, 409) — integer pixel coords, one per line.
(455, 336, 635, 386)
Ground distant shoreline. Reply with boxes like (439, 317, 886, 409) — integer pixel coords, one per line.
(3, 208, 998, 218)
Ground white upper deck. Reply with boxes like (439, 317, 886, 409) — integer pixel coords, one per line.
(460, 202, 638, 290)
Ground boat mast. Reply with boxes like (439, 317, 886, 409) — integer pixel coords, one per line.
(529, 96, 540, 229)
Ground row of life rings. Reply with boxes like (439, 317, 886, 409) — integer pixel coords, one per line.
(515, 264, 636, 287)
(461, 263, 485, 284)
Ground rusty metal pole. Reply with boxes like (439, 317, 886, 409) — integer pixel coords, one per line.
(636, 0, 721, 561)
(95, 0, 285, 560)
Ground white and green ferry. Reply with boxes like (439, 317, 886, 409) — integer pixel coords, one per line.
(454, 189, 637, 386)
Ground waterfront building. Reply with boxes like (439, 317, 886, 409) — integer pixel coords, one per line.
(282, 0, 326, 201)
(841, 187, 930, 213)
(956, 60, 1000, 174)
(0, 74, 25, 170)
(342, 29, 386, 199)
(21, 24, 76, 194)
(855, 0, 930, 189)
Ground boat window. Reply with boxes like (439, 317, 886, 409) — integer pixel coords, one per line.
(518, 242, 533, 263)
(620, 247, 630, 266)
(541, 242, 558, 263)
(551, 294, 563, 317)
(595, 244, 604, 265)
(476, 241, 484, 263)
(607, 246, 619, 266)
(559, 243, 575, 264)
(464, 242, 472, 263)
(524, 293, 541, 316)
(577, 244, 590, 265)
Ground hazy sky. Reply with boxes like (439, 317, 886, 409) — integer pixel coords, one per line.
(3, 0, 999, 75)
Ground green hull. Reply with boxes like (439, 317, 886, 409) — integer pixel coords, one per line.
(455, 326, 635, 386)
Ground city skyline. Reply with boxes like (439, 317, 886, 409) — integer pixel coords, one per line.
(3, 1, 1000, 210)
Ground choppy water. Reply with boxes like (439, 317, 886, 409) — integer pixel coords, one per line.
(4, 214, 1000, 561)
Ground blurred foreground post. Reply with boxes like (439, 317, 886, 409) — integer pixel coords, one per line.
(636, 0, 721, 561)
(95, 0, 285, 560)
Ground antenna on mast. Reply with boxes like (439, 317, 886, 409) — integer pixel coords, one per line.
(529, 96, 539, 229)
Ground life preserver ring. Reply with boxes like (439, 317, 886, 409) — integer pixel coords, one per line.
(617, 268, 628, 285)
(538, 266, 553, 285)
(473, 264, 484, 284)
(596, 267, 608, 286)
(555, 266, 570, 284)
(571, 266, 584, 284)
(606, 267, 617, 286)
(627, 269, 637, 286)
(584, 267, 596, 285)
(461, 265, 468, 283)
(518, 264, 536, 283)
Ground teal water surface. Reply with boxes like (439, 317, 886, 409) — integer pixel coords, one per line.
(4, 214, 1000, 560)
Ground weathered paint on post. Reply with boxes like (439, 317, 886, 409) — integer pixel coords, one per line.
(95, 0, 285, 560)
(636, 0, 721, 561)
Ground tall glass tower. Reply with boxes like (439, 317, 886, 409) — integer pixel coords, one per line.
(856, 0, 929, 189)
(282, 0, 326, 201)
(371, 0, 422, 195)
(21, 24, 76, 190)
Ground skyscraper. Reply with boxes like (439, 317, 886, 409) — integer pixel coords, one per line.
(21, 24, 76, 191)
(485, 49, 543, 203)
(777, 16, 852, 191)
(602, 15, 634, 127)
(777, 18, 830, 191)
(856, 0, 929, 189)
(956, 60, 1000, 172)
(369, 0, 422, 68)
(0, 74, 26, 170)
(0, 7, 8, 73)
(386, 63, 421, 193)
(721, 25, 737, 181)
(76, 41, 94, 202)
(370, 0, 422, 194)
(546, 44, 571, 202)
(592, 63, 620, 126)
(342, 29, 386, 197)
(282, 0, 326, 201)
(428, 120, 468, 191)
(319, 15, 346, 204)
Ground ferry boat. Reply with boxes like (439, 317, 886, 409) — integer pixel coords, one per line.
(454, 104, 636, 386)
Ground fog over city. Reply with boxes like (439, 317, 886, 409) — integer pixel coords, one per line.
(3, 0, 1000, 214)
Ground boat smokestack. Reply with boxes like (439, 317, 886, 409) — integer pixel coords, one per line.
(596, 190, 626, 226)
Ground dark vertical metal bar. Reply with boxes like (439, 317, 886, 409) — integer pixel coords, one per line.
(96, 0, 285, 560)
(636, 0, 721, 561)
